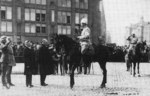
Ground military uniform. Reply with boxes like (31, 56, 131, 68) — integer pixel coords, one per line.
(127, 35, 138, 52)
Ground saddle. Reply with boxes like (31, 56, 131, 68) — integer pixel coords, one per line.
(83, 44, 95, 55)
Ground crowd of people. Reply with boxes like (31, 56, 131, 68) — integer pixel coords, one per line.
(0, 36, 62, 89)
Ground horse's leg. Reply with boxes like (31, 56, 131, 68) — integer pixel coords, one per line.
(133, 62, 136, 77)
(70, 64, 77, 89)
(60, 60, 63, 75)
(130, 62, 132, 75)
(99, 61, 107, 88)
(137, 62, 141, 77)
(88, 62, 91, 74)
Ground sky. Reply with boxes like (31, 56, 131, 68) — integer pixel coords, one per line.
(103, 0, 150, 45)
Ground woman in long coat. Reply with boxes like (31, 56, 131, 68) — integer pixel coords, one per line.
(38, 39, 54, 86)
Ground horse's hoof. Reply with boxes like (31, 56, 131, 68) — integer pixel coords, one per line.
(70, 84, 74, 89)
(100, 84, 106, 88)
(138, 74, 141, 77)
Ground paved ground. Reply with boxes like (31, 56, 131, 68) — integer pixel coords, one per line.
(0, 62, 150, 96)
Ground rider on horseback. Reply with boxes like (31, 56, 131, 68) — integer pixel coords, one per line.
(127, 33, 138, 54)
(77, 18, 94, 55)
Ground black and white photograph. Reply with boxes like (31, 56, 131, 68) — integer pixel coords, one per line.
(0, 0, 150, 96)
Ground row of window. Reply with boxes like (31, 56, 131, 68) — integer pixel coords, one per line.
(75, 0, 88, 9)
(1, 21, 12, 32)
(58, 0, 71, 8)
(1, 8, 88, 24)
(0, 22, 71, 35)
(25, 9, 46, 22)
(58, 25, 71, 35)
(25, 23, 46, 33)
(25, 0, 46, 5)
(0, 6, 12, 20)
(57, 11, 71, 24)
(1, 0, 12, 2)
(1, 0, 88, 9)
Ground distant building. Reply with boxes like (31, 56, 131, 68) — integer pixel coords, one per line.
(0, 0, 106, 44)
(126, 17, 150, 45)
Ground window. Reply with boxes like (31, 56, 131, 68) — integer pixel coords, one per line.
(1, 0, 12, 2)
(41, 10, 46, 22)
(58, 25, 62, 34)
(58, 0, 71, 7)
(57, 11, 71, 24)
(1, 10, 6, 19)
(25, 8, 46, 22)
(75, 13, 88, 24)
(7, 22, 12, 32)
(25, 9, 30, 21)
(31, 24, 36, 33)
(0, 21, 12, 32)
(6, 7, 12, 19)
(75, 0, 79, 8)
(25, 23, 45, 33)
(25, 0, 30, 3)
(66, 0, 71, 7)
(41, 24, 46, 33)
(41, 0, 46, 5)
(25, 0, 46, 5)
(75, 13, 79, 24)
(30, 0, 36, 4)
(36, 0, 41, 4)
(36, 24, 41, 33)
(0, 6, 12, 20)
(51, 10, 55, 22)
(1, 22, 7, 32)
(31, 9, 35, 21)
(57, 25, 71, 35)
(75, 0, 88, 9)
(66, 12, 71, 24)
(25, 23, 30, 33)
(66, 26, 71, 34)
(17, 7, 21, 20)
(62, 12, 66, 23)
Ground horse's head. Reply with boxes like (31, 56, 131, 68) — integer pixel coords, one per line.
(52, 34, 80, 55)
(136, 41, 147, 54)
(51, 34, 64, 53)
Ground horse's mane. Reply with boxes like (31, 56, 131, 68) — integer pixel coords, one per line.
(57, 35, 79, 52)
(58, 35, 77, 45)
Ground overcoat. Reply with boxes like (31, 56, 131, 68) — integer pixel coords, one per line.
(38, 44, 54, 75)
(24, 46, 35, 75)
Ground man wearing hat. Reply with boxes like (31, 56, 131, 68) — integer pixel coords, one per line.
(78, 18, 92, 54)
(38, 39, 54, 86)
(127, 33, 138, 53)
(0, 36, 16, 89)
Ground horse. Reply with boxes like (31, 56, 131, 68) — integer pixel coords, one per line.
(52, 34, 109, 88)
(128, 41, 147, 77)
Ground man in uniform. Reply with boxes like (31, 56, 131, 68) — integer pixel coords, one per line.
(127, 33, 138, 53)
(78, 18, 93, 54)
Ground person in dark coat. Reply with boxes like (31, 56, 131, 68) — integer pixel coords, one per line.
(24, 40, 34, 88)
(38, 39, 53, 86)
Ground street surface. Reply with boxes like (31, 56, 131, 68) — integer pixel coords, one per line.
(0, 62, 150, 96)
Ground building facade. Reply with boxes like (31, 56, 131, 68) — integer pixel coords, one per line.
(0, 0, 105, 44)
(126, 17, 150, 45)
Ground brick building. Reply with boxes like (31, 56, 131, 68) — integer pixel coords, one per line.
(0, 0, 106, 44)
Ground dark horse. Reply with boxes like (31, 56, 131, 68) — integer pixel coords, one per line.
(128, 41, 147, 77)
(52, 34, 109, 88)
